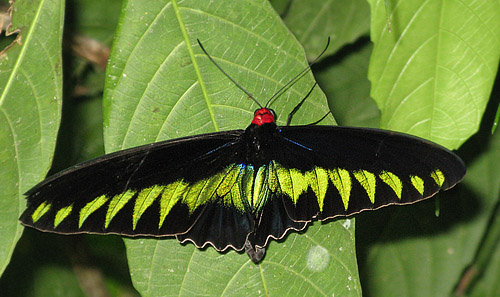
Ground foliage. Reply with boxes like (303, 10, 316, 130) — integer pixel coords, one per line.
(0, 0, 499, 296)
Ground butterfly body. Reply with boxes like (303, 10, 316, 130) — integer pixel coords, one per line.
(20, 108, 465, 263)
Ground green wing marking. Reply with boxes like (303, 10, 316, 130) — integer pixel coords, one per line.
(329, 168, 352, 210)
(106, 189, 136, 228)
(134, 185, 164, 230)
(79, 195, 109, 228)
(253, 166, 267, 208)
(54, 205, 73, 228)
(353, 170, 376, 204)
(410, 175, 425, 195)
(217, 164, 243, 198)
(431, 169, 445, 187)
(379, 170, 402, 199)
(307, 167, 329, 212)
(275, 165, 309, 204)
(159, 180, 188, 228)
(31, 202, 51, 223)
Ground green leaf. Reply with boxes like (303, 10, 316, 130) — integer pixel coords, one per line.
(0, 0, 63, 276)
(104, 0, 335, 152)
(103, 1, 360, 296)
(70, 0, 122, 44)
(127, 221, 359, 296)
(356, 2, 500, 295)
(284, 0, 370, 59)
(49, 94, 105, 173)
(29, 265, 84, 297)
(0, 229, 136, 297)
(367, 0, 500, 149)
(466, 200, 500, 297)
(468, 220, 500, 297)
(269, 0, 290, 16)
(316, 42, 380, 128)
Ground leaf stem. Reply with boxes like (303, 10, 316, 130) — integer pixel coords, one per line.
(453, 199, 500, 296)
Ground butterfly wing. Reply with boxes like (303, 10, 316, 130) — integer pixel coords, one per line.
(21, 123, 466, 257)
(271, 125, 466, 221)
(20, 130, 260, 251)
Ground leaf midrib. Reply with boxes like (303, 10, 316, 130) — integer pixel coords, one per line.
(172, 0, 219, 133)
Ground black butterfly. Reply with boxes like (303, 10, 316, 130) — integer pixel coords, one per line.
(20, 40, 466, 263)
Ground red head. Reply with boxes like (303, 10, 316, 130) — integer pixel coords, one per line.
(251, 108, 276, 126)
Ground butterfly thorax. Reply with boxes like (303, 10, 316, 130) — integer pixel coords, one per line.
(243, 122, 280, 167)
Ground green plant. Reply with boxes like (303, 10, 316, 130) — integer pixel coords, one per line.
(0, 0, 499, 296)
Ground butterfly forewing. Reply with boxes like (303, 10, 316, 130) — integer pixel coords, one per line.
(21, 131, 248, 246)
(273, 125, 465, 221)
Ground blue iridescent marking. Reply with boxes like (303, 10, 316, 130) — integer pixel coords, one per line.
(203, 141, 235, 156)
(283, 137, 312, 151)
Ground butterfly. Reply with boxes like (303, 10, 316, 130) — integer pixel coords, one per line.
(20, 40, 466, 263)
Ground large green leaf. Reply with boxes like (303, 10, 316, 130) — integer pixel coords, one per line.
(104, 0, 335, 151)
(316, 42, 380, 128)
(368, 0, 500, 149)
(103, 1, 361, 296)
(71, 0, 122, 44)
(355, 1, 500, 295)
(0, 0, 63, 276)
(126, 221, 358, 296)
(284, 0, 370, 59)
(468, 201, 500, 297)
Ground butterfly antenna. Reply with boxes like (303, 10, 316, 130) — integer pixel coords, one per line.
(265, 37, 331, 108)
(197, 39, 262, 108)
(306, 111, 331, 126)
(286, 83, 317, 126)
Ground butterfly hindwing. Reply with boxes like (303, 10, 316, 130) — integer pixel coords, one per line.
(176, 163, 305, 251)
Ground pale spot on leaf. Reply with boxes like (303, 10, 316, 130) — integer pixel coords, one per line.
(306, 245, 330, 272)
